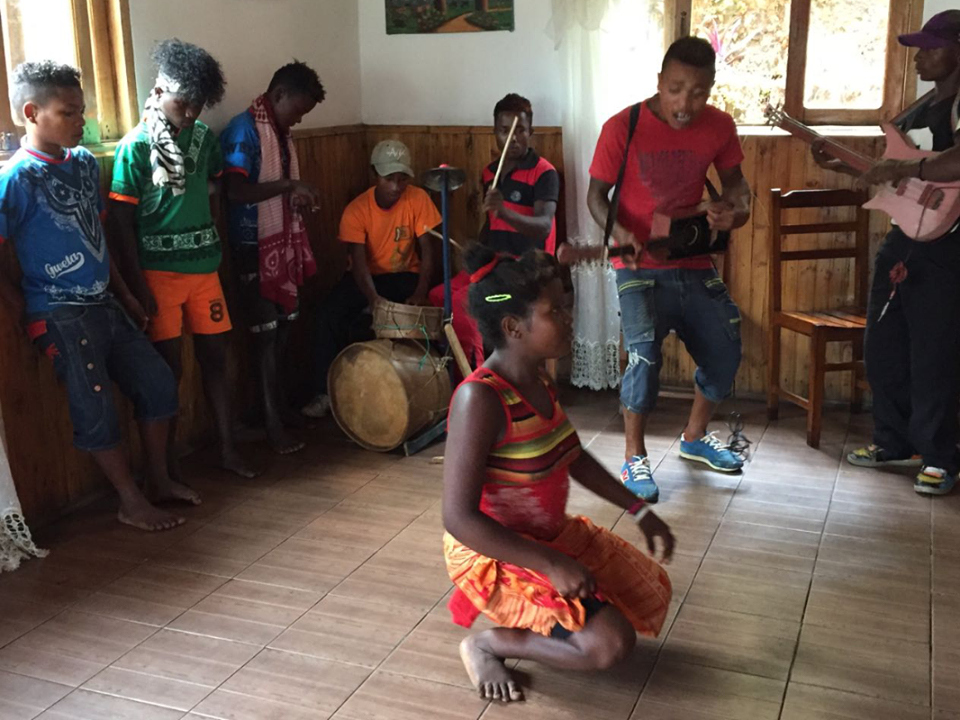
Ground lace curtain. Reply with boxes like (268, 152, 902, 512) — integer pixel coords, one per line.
(0, 408, 46, 572)
(548, 0, 664, 390)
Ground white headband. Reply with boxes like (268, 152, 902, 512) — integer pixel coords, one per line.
(154, 73, 181, 94)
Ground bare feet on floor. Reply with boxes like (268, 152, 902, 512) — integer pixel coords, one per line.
(460, 635, 524, 703)
(151, 477, 202, 506)
(267, 425, 305, 455)
(220, 448, 262, 479)
(117, 496, 185, 532)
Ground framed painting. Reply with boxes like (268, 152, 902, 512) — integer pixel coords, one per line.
(385, 0, 515, 35)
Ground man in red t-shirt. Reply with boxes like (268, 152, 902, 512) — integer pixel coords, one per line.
(587, 37, 752, 502)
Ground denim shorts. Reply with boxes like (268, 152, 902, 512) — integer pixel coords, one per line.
(26, 300, 179, 452)
(617, 267, 742, 413)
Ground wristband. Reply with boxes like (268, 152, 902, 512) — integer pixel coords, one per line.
(633, 506, 653, 524)
(918, 158, 926, 182)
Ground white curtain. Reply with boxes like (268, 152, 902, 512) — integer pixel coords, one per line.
(548, 0, 664, 390)
(0, 408, 46, 572)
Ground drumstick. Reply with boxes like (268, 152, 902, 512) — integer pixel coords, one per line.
(478, 116, 520, 234)
(444, 323, 473, 378)
(490, 115, 519, 189)
(426, 227, 465, 251)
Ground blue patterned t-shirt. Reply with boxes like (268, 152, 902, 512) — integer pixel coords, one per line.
(220, 110, 261, 249)
(0, 146, 110, 314)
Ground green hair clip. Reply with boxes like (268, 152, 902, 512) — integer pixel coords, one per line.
(485, 293, 512, 303)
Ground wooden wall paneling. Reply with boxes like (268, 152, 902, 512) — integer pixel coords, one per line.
(286, 126, 369, 402)
(4, 122, 897, 528)
(745, 135, 777, 394)
(654, 133, 888, 402)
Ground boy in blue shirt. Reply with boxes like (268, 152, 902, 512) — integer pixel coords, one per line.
(0, 61, 195, 531)
(221, 61, 324, 454)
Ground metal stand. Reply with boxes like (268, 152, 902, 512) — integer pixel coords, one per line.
(401, 164, 466, 457)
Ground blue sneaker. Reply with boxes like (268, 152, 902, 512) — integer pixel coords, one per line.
(679, 432, 744, 472)
(914, 466, 956, 496)
(620, 456, 659, 503)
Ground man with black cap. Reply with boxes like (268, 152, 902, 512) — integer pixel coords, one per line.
(814, 10, 960, 496)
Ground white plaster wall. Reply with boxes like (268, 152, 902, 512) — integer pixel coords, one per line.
(127, 0, 362, 131)
(357, 0, 563, 126)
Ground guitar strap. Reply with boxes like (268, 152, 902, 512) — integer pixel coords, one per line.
(891, 89, 936, 132)
(604, 102, 723, 249)
(603, 102, 641, 250)
(891, 88, 960, 142)
(953, 93, 960, 138)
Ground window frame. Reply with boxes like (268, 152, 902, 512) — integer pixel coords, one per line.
(0, 0, 137, 143)
(670, 0, 925, 125)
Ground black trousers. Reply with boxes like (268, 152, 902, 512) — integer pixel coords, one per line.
(314, 272, 419, 393)
(865, 227, 960, 471)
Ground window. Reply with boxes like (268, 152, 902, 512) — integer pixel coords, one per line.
(670, 0, 923, 125)
(0, 0, 137, 144)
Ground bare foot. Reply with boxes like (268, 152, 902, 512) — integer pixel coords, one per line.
(220, 448, 262, 479)
(167, 453, 183, 483)
(459, 635, 524, 703)
(152, 477, 202, 506)
(267, 426, 306, 455)
(117, 497, 185, 532)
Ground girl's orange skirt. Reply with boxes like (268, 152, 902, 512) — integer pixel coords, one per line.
(444, 515, 672, 637)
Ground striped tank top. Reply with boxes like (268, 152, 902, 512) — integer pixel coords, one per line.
(464, 367, 581, 540)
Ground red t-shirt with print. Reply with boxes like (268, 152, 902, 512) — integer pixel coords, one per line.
(589, 101, 744, 270)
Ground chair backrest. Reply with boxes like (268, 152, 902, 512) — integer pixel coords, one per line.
(769, 188, 870, 315)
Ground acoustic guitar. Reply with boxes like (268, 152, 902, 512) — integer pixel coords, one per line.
(764, 104, 960, 241)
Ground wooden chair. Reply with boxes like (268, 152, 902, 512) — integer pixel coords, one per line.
(767, 188, 870, 448)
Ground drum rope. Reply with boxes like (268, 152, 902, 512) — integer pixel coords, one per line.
(374, 321, 432, 361)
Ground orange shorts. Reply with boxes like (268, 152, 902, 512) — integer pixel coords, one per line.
(143, 270, 232, 342)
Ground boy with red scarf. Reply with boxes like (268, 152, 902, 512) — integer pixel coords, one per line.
(221, 62, 325, 455)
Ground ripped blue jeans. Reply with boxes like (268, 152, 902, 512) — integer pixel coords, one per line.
(617, 267, 742, 414)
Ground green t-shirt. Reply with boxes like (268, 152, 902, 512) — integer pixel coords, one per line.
(110, 120, 224, 274)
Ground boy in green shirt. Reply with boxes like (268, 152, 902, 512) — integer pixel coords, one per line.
(110, 39, 258, 479)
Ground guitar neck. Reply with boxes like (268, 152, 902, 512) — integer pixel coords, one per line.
(776, 116, 873, 172)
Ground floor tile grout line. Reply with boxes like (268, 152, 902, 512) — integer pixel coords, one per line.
(243, 495, 444, 720)
(46, 461, 415, 719)
(774, 409, 848, 720)
(9, 400, 922, 719)
(625, 409, 774, 719)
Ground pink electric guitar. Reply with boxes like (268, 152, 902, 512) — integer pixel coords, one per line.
(764, 105, 960, 242)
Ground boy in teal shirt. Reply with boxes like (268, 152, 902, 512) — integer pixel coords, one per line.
(110, 39, 258, 478)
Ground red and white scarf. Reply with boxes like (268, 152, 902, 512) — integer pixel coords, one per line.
(250, 95, 316, 312)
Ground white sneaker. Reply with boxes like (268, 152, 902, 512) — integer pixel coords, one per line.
(301, 394, 331, 418)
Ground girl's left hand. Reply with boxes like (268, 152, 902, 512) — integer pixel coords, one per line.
(637, 511, 675, 564)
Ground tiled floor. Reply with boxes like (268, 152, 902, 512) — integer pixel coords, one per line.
(0, 390, 957, 720)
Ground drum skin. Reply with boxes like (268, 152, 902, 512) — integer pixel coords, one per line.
(328, 340, 451, 451)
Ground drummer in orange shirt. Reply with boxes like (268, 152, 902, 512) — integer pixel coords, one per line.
(304, 140, 441, 418)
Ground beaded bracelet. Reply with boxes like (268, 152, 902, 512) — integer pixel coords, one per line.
(627, 500, 651, 524)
